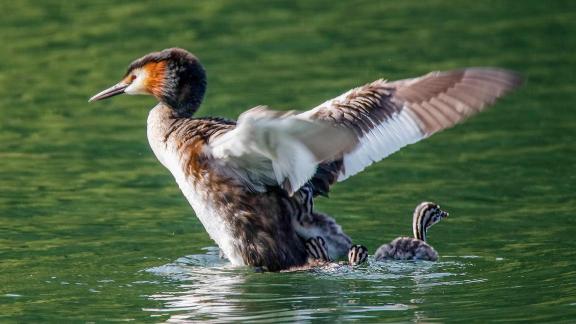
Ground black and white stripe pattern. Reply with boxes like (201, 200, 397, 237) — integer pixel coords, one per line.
(278, 183, 315, 225)
(305, 236, 331, 262)
(347, 244, 368, 266)
(412, 202, 448, 242)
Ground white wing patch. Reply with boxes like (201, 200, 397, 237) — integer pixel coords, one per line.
(210, 107, 355, 194)
(338, 107, 424, 181)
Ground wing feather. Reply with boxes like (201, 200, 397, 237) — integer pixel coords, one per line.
(301, 67, 522, 193)
(210, 106, 356, 195)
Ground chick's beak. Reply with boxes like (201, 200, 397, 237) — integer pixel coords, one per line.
(88, 82, 129, 102)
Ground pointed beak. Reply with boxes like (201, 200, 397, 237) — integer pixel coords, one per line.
(442, 211, 449, 218)
(88, 82, 129, 102)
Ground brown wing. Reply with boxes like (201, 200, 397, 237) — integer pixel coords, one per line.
(300, 67, 522, 196)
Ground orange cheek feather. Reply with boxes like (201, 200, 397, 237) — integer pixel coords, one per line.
(144, 61, 166, 97)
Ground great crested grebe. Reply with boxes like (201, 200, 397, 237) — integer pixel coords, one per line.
(89, 48, 521, 271)
(374, 202, 448, 261)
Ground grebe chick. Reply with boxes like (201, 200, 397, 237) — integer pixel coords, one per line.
(374, 202, 448, 261)
(306, 236, 368, 266)
(89, 48, 519, 271)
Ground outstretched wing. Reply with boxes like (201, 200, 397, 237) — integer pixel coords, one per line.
(210, 106, 356, 195)
(299, 68, 522, 196)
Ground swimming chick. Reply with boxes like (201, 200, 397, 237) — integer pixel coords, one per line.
(374, 202, 448, 261)
(305, 236, 369, 266)
(89, 48, 520, 271)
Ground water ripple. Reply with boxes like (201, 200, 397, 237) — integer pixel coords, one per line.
(144, 248, 489, 322)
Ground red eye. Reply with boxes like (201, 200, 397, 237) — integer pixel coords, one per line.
(130, 74, 137, 81)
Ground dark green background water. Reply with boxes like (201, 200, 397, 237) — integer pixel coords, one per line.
(1, 0, 575, 322)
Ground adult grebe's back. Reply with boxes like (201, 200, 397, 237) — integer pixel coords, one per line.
(89, 48, 521, 271)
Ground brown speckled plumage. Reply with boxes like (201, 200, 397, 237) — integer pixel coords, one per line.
(374, 237, 439, 261)
(157, 110, 312, 271)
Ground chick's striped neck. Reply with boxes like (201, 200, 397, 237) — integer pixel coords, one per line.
(412, 204, 434, 241)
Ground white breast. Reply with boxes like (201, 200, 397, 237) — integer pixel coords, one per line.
(146, 106, 245, 265)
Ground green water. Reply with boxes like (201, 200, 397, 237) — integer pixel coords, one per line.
(1, 0, 575, 322)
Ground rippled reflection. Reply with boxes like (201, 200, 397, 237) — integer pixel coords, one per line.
(145, 248, 486, 322)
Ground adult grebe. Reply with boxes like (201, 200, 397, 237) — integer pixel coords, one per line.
(89, 48, 521, 271)
(374, 202, 448, 261)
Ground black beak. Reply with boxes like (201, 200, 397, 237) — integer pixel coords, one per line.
(88, 82, 128, 102)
